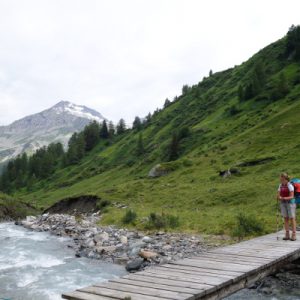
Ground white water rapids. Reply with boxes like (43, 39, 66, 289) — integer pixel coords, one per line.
(0, 222, 126, 300)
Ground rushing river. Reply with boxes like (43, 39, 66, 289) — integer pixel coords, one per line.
(0, 222, 127, 300)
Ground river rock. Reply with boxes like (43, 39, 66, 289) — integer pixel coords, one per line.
(95, 246, 116, 254)
(115, 255, 129, 265)
(162, 244, 172, 251)
(94, 232, 109, 243)
(142, 236, 152, 243)
(120, 235, 128, 244)
(85, 238, 95, 248)
(26, 216, 37, 222)
(139, 250, 158, 260)
(129, 241, 145, 250)
(126, 258, 144, 272)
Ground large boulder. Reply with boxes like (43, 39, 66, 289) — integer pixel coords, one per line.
(148, 164, 169, 178)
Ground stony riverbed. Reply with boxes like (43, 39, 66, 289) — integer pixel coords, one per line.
(19, 213, 210, 272)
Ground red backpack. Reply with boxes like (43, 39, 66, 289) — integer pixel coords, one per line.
(290, 178, 300, 204)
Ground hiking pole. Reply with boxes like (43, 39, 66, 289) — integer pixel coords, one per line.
(276, 197, 280, 241)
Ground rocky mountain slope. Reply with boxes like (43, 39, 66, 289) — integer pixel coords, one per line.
(0, 101, 105, 163)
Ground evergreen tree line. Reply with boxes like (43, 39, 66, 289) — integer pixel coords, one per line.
(0, 142, 64, 193)
(0, 119, 128, 193)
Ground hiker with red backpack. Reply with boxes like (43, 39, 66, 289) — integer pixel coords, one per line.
(277, 173, 296, 241)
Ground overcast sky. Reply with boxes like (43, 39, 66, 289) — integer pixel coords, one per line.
(0, 0, 299, 125)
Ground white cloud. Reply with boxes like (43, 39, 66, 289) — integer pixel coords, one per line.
(0, 0, 299, 125)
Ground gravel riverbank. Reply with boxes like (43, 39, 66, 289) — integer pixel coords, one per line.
(19, 213, 210, 272)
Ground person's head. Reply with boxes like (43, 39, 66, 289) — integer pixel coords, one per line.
(280, 172, 290, 184)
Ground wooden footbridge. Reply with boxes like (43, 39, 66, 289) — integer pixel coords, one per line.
(62, 231, 300, 300)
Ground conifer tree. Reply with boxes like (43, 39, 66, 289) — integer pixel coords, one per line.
(136, 133, 145, 156)
(238, 84, 244, 102)
(108, 121, 115, 137)
(277, 72, 289, 97)
(133, 116, 142, 131)
(76, 133, 86, 160)
(100, 120, 109, 139)
(145, 113, 152, 124)
(164, 98, 171, 108)
(83, 121, 100, 151)
(116, 119, 126, 135)
(168, 132, 180, 161)
(182, 85, 190, 95)
(66, 132, 85, 164)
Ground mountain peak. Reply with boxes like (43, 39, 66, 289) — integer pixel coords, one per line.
(53, 100, 72, 107)
(51, 101, 105, 123)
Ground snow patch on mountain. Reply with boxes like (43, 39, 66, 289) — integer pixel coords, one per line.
(53, 101, 105, 122)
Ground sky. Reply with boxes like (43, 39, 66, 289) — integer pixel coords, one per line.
(0, 0, 299, 126)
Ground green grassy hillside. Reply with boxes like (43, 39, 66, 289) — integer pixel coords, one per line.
(4, 26, 300, 235)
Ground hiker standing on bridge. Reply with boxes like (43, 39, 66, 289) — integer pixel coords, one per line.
(278, 173, 296, 241)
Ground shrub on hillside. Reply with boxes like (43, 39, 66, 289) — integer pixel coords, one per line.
(232, 213, 264, 240)
(145, 212, 180, 230)
(122, 209, 137, 224)
(96, 199, 111, 210)
(228, 105, 241, 116)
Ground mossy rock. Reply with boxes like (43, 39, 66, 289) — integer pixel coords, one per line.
(148, 161, 181, 178)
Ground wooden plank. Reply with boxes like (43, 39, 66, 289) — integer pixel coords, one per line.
(223, 245, 298, 253)
(143, 269, 231, 286)
(109, 277, 202, 295)
(210, 252, 280, 260)
(79, 286, 171, 300)
(127, 273, 218, 294)
(213, 249, 295, 261)
(161, 263, 242, 277)
(192, 256, 269, 267)
(189, 256, 262, 267)
(128, 271, 218, 290)
(62, 291, 115, 300)
(87, 283, 193, 300)
(197, 252, 272, 263)
(155, 265, 235, 279)
(247, 239, 300, 245)
(211, 248, 289, 259)
(172, 258, 254, 272)
(125, 273, 212, 291)
(215, 249, 285, 257)
(205, 250, 273, 261)
(219, 244, 294, 252)
(221, 241, 300, 250)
